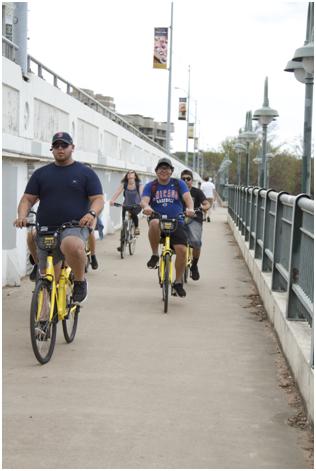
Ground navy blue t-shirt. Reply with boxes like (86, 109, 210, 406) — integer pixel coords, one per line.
(25, 161, 103, 226)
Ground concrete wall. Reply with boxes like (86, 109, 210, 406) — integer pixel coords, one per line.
(2, 56, 196, 286)
(228, 215, 314, 423)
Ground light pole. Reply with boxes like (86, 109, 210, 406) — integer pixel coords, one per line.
(253, 150, 262, 186)
(166, 1, 174, 155)
(185, 65, 191, 166)
(240, 111, 257, 186)
(284, 2, 314, 195)
(253, 77, 279, 188)
(234, 130, 246, 186)
(175, 70, 198, 169)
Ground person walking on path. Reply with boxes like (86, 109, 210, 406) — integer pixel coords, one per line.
(200, 176, 217, 222)
(14, 131, 104, 304)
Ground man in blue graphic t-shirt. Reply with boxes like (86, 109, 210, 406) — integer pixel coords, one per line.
(141, 157, 194, 298)
(14, 132, 104, 305)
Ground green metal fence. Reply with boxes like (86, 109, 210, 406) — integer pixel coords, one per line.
(228, 185, 314, 363)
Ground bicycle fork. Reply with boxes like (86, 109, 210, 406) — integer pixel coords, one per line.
(160, 236, 173, 284)
(36, 256, 56, 323)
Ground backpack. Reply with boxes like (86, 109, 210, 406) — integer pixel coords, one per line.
(149, 178, 184, 205)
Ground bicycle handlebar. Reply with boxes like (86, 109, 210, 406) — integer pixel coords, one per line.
(26, 220, 92, 233)
(113, 202, 140, 209)
(150, 208, 201, 221)
(150, 211, 184, 221)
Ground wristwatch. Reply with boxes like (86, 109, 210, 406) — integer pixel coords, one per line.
(88, 210, 96, 218)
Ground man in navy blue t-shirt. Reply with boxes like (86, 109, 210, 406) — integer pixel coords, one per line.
(14, 132, 104, 304)
(141, 157, 194, 298)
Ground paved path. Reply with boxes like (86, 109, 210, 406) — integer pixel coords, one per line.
(3, 208, 312, 468)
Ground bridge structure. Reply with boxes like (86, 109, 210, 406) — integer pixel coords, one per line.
(2, 17, 314, 469)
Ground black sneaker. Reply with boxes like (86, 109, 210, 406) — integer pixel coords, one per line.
(147, 255, 159, 269)
(172, 282, 186, 297)
(207, 217, 211, 222)
(29, 264, 38, 281)
(91, 254, 98, 270)
(73, 280, 88, 305)
(190, 264, 200, 281)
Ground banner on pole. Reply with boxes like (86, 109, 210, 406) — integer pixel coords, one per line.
(178, 98, 187, 120)
(188, 122, 195, 139)
(153, 27, 168, 69)
(194, 137, 199, 150)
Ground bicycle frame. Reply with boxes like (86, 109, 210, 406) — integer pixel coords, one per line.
(159, 233, 174, 284)
(36, 256, 73, 323)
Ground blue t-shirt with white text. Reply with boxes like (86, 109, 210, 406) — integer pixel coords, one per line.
(142, 178, 188, 220)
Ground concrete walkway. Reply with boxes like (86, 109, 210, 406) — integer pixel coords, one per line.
(2, 208, 312, 468)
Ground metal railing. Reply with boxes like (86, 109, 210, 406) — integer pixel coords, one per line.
(228, 186, 314, 328)
(2, 36, 19, 62)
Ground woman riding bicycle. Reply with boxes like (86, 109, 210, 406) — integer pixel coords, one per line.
(110, 170, 143, 250)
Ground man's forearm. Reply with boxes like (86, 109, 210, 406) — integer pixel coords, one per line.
(18, 197, 32, 218)
(90, 196, 104, 215)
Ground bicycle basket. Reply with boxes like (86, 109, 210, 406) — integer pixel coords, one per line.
(160, 219, 177, 232)
(36, 230, 59, 250)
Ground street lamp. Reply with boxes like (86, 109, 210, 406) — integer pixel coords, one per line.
(253, 77, 279, 188)
(234, 130, 247, 186)
(240, 111, 257, 186)
(217, 155, 232, 201)
(175, 68, 199, 169)
(253, 150, 262, 186)
(284, 2, 314, 195)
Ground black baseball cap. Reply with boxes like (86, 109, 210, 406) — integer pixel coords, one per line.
(52, 132, 73, 145)
(155, 157, 174, 171)
(181, 169, 193, 178)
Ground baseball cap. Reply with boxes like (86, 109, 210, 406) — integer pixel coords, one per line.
(181, 169, 193, 178)
(155, 157, 174, 171)
(52, 132, 73, 145)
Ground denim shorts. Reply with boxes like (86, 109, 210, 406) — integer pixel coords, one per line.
(37, 227, 90, 270)
(184, 219, 203, 248)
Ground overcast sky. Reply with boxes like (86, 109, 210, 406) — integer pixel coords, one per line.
(27, 0, 309, 153)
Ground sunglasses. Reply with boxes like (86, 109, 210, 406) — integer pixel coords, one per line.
(157, 165, 171, 171)
(182, 176, 192, 182)
(52, 141, 70, 149)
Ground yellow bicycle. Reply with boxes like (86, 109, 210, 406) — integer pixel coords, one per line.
(152, 212, 183, 313)
(183, 243, 193, 283)
(27, 220, 84, 364)
(183, 208, 202, 283)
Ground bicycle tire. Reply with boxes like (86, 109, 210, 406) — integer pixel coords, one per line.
(163, 254, 171, 313)
(120, 224, 127, 259)
(85, 253, 91, 273)
(62, 305, 79, 343)
(30, 279, 57, 364)
(184, 264, 189, 283)
(62, 273, 79, 343)
(128, 221, 136, 255)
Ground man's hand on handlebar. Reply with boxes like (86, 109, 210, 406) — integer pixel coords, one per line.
(185, 208, 196, 218)
(14, 216, 28, 228)
(142, 206, 153, 216)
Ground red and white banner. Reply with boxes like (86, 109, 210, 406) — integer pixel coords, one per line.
(153, 27, 168, 69)
(188, 122, 195, 139)
(178, 98, 187, 120)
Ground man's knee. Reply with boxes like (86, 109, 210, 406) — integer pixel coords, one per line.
(61, 236, 85, 256)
